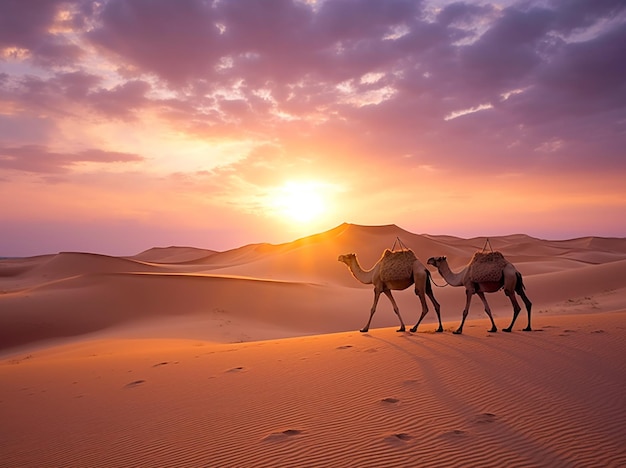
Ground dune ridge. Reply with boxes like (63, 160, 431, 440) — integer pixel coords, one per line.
(1, 223, 626, 467)
(2, 223, 625, 352)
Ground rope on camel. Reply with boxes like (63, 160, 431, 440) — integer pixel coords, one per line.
(392, 237, 448, 288)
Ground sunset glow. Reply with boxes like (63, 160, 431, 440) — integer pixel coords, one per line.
(269, 182, 328, 224)
(1, 0, 625, 256)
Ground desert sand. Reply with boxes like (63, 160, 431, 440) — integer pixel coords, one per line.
(1, 223, 625, 467)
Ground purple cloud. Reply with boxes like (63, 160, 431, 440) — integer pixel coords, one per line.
(0, 145, 144, 174)
(0, 0, 87, 67)
(0, 0, 63, 48)
(0, 0, 625, 254)
(88, 79, 151, 118)
(88, 0, 222, 84)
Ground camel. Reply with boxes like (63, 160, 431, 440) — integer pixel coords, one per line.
(338, 249, 442, 333)
(427, 252, 532, 334)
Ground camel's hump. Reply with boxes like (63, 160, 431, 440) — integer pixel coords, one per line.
(379, 249, 417, 282)
(469, 251, 506, 264)
(468, 251, 509, 282)
(381, 248, 417, 261)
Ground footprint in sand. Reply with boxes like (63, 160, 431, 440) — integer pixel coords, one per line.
(263, 429, 303, 441)
(336, 345, 353, 350)
(384, 433, 412, 444)
(381, 397, 400, 405)
(226, 366, 246, 373)
(124, 380, 146, 389)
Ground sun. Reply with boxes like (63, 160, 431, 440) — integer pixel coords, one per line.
(269, 181, 327, 223)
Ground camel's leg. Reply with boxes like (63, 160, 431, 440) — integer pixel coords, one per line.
(502, 289, 522, 332)
(476, 291, 498, 333)
(411, 273, 443, 333)
(409, 289, 429, 333)
(361, 289, 382, 332)
(427, 291, 443, 333)
(383, 289, 406, 332)
(454, 290, 474, 334)
(516, 275, 532, 331)
(519, 289, 532, 331)
(504, 283, 532, 332)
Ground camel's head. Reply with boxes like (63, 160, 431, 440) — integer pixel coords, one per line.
(427, 256, 446, 268)
(337, 253, 356, 265)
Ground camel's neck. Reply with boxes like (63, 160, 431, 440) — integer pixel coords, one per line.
(436, 260, 466, 287)
(346, 258, 375, 285)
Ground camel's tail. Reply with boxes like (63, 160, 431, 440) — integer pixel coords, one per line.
(515, 271, 526, 292)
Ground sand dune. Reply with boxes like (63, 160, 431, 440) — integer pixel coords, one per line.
(1, 223, 626, 467)
(131, 246, 218, 263)
(2, 314, 625, 467)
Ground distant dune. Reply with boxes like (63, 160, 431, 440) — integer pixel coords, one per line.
(131, 246, 219, 263)
(1, 223, 625, 467)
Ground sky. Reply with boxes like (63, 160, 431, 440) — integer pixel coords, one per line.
(1, 0, 625, 256)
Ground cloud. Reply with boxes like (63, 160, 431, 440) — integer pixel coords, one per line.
(537, 23, 626, 108)
(88, 0, 223, 84)
(0, 0, 62, 48)
(1, 0, 625, 252)
(0, 0, 88, 67)
(0, 144, 144, 174)
(4, 0, 623, 143)
(88, 79, 151, 118)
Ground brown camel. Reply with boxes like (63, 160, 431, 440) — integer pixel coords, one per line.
(427, 252, 532, 334)
(338, 249, 442, 333)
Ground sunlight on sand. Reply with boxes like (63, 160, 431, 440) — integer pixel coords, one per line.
(1, 224, 626, 467)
